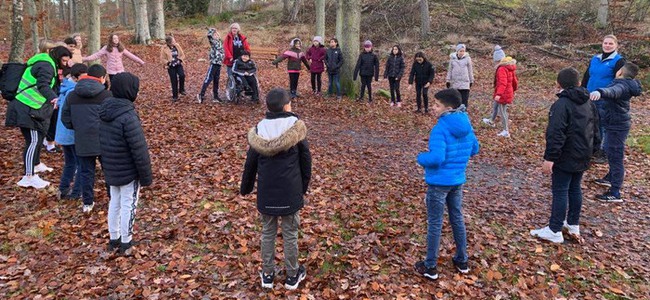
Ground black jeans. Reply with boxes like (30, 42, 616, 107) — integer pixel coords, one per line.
(415, 82, 429, 111)
(549, 167, 583, 233)
(168, 64, 186, 98)
(458, 89, 470, 108)
(78, 155, 98, 205)
(238, 75, 259, 101)
(388, 77, 401, 103)
(603, 128, 630, 196)
(199, 63, 221, 99)
(20, 128, 44, 176)
(311, 72, 322, 93)
(359, 75, 373, 102)
(289, 73, 300, 96)
(46, 108, 58, 142)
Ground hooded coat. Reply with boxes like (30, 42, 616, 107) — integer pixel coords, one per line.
(240, 112, 312, 216)
(4, 61, 58, 133)
(493, 59, 518, 104)
(417, 110, 480, 186)
(306, 44, 327, 73)
(544, 87, 601, 172)
(54, 79, 77, 146)
(61, 77, 112, 157)
(99, 73, 152, 187)
(353, 51, 379, 81)
(384, 53, 405, 79)
(596, 78, 643, 130)
(446, 52, 474, 90)
(325, 47, 344, 75)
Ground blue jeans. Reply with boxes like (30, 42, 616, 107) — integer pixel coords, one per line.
(327, 73, 341, 97)
(425, 184, 468, 268)
(59, 145, 81, 198)
(604, 128, 629, 196)
(78, 156, 98, 205)
(594, 100, 606, 149)
(549, 168, 583, 232)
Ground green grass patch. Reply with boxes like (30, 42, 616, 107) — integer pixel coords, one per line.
(627, 134, 650, 155)
(24, 227, 43, 239)
(191, 255, 202, 263)
(0, 242, 11, 254)
(157, 264, 167, 272)
(373, 220, 386, 233)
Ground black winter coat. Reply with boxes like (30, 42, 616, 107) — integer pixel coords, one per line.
(99, 97, 152, 187)
(4, 61, 58, 133)
(325, 47, 344, 75)
(408, 60, 435, 85)
(384, 54, 405, 79)
(240, 112, 312, 216)
(353, 51, 379, 81)
(232, 58, 258, 76)
(597, 78, 642, 131)
(61, 78, 112, 157)
(544, 87, 601, 172)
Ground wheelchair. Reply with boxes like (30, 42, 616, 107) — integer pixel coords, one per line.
(225, 73, 259, 104)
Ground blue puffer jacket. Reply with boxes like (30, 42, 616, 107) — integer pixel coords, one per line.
(417, 110, 480, 186)
(597, 78, 643, 130)
(54, 79, 77, 146)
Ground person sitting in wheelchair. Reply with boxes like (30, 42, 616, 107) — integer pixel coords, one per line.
(232, 50, 260, 103)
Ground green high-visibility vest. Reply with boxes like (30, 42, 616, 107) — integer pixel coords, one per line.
(15, 53, 57, 109)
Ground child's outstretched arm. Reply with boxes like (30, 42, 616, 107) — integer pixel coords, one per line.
(417, 127, 446, 168)
(123, 49, 146, 66)
(240, 147, 259, 195)
(82, 46, 107, 62)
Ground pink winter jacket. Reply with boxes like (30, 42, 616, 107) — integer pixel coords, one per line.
(83, 46, 145, 75)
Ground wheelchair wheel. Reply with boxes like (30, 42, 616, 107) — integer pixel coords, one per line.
(225, 76, 238, 104)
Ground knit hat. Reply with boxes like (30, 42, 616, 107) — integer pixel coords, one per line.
(493, 45, 506, 62)
(230, 23, 241, 31)
(456, 44, 466, 51)
(313, 36, 324, 45)
(290, 38, 301, 47)
(364, 40, 373, 48)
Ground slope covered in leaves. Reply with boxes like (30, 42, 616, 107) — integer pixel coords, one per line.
(1, 33, 649, 299)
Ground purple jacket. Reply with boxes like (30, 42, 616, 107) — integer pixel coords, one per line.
(306, 45, 327, 73)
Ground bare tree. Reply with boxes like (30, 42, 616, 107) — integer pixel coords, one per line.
(148, 0, 165, 39)
(340, 0, 360, 97)
(41, 0, 51, 40)
(59, 0, 66, 22)
(288, 0, 302, 22)
(597, 0, 608, 27)
(335, 0, 342, 39)
(87, 0, 100, 58)
(69, 0, 77, 32)
(133, 0, 151, 44)
(208, 0, 222, 15)
(26, 0, 38, 53)
(283, 0, 290, 19)
(9, 0, 26, 62)
(420, 0, 430, 39)
(315, 0, 325, 38)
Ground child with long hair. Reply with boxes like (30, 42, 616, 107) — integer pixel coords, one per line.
(83, 33, 145, 81)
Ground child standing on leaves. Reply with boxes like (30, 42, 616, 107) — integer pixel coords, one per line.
(589, 63, 643, 203)
(325, 38, 344, 100)
(482, 46, 518, 138)
(160, 35, 186, 102)
(306, 36, 327, 96)
(408, 52, 435, 113)
(240, 88, 312, 290)
(414, 88, 479, 281)
(83, 34, 145, 82)
(384, 45, 405, 107)
(272, 38, 311, 99)
(353, 40, 380, 103)
(446, 44, 474, 108)
(197, 28, 225, 103)
(530, 67, 600, 244)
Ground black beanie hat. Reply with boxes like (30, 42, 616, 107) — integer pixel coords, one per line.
(110, 72, 140, 102)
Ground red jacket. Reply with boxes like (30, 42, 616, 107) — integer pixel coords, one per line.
(306, 45, 327, 73)
(223, 33, 251, 67)
(493, 60, 518, 104)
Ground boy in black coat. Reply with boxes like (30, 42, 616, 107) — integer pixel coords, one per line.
(353, 40, 379, 103)
(589, 63, 643, 202)
(99, 72, 152, 256)
(409, 52, 436, 113)
(531, 67, 600, 244)
(240, 88, 312, 290)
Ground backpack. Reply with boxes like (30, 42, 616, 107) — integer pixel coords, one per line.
(0, 62, 28, 101)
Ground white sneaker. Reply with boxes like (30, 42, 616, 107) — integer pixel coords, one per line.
(82, 203, 94, 213)
(497, 130, 510, 138)
(34, 163, 53, 173)
(482, 118, 495, 127)
(530, 226, 564, 243)
(16, 175, 50, 189)
(562, 221, 580, 236)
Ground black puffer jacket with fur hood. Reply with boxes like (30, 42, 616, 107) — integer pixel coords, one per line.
(240, 111, 312, 216)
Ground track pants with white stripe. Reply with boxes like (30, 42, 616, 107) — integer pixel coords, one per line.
(108, 180, 141, 243)
(20, 128, 44, 176)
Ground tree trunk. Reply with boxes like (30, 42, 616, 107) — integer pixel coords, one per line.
(420, 0, 430, 40)
(315, 0, 325, 39)
(340, 0, 360, 98)
(26, 0, 38, 53)
(69, 0, 77, 32)
(288, 0, 301, 22)
(208, 0, 221, 15)
(335, 0, 343, 39)
(283, 0, 290, 19)
(597, 0, 608, 27)
(87, 0, 100, 59)
(240, 0, 249, 10)
(41, 0, 51, 40)
(9, 0, 26, 63)
(59, 0, 65, 21)
(148, 0, 165, 39)
(133, 0, 151, 44)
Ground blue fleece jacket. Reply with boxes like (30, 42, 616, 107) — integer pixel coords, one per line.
(54, 79, 77, 145)
(417, 110, 480, 186)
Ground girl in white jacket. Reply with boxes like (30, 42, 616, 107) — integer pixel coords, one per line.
(446, 44, 474, 107)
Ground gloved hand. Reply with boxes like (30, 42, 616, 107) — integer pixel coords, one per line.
(446, 82, 450, 88)
(589, 91, 601, 101)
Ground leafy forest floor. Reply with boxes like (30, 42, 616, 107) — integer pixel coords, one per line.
(1, 21, 650, 299)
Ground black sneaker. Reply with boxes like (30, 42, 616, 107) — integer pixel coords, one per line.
(172, 97, 178, 102)
(118, 241, 135, 256)
(180, 91, 187, 96)
(107, 238, 121, 252)
(594, 178, 612, 187)
(284, 265, 306, 290)
(452, 259, 470, 274)
(592, 151, 607, 164)
(414, 261, 438, 280)
(415, 109, 422, 113)
(596, 192, 623, 203)
(259, 271, 275, 289)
